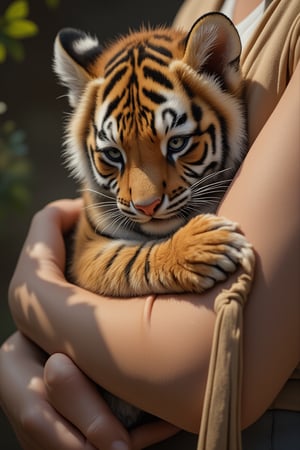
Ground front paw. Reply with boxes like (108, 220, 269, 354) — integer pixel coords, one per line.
(173, 214, 252, 292)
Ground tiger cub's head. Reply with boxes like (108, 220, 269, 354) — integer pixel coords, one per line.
(54, 13, 246, 239)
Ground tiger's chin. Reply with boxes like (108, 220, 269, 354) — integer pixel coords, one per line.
(139, 216, 185, 237)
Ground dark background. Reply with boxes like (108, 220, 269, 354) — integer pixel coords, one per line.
(0, 0, 184, 448)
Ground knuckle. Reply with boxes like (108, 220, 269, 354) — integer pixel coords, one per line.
(85, 415, 108, 445)
(31, 202, 59, 227)
(30, 207, 48, 226)
(44, 354, 76, 388)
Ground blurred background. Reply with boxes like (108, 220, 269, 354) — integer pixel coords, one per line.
(0, 0, 183, 447)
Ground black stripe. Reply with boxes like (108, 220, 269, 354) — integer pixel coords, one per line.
(183, 165, 203, 179)
(141, 51, 169, 67)
(103, 95, 122, 123)
(184, 161, 218, 181)
(166, 197, 185, 210)
(147, 43, 173, 59)
(104, 53, 131, 78)
(191, 103, 202, 123)
(104, 47, 128, 72)
(158, 273, 167, 290)
(124, 245, 145, 284)
(170, 270, 181, 288)
(105, 244, 125, 270)
(206, 124, 216, 154)
(180, 79, 195, 99)
(175, 112, 187, 127)
(218, 114, 229, 167)
(97, 128, 108, 142)
(201, 161, 218, 176)
(144, 243, 155, 285)
(102, 66, 128, 101)
(150, 113, 157, 136)
(142, 87, 166, 104)
(162, 108, 176, 128)
(143, 66, 173, 89)
(129, 70, 139, 88)
(137, 43, 169, 67)
(138, 107, 151, 128)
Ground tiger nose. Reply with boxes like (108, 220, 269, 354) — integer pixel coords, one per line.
(134, 197, 162, 216)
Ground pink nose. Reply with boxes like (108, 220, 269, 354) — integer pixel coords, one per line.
(134, 197, 161, 216)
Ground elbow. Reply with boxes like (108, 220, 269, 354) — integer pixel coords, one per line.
(241, 404, 267, 431)
(240, 382, 282, 430)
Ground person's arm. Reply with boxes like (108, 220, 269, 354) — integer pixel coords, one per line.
(9, 63, 300, 434)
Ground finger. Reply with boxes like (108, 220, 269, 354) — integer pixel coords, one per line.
(130, 420, 180, 450)
(44, 353, 131, 450)
(0, 333, 93, 450)
(28, 198, 83, 273)
(9, 198, 83, 287)
(18, 399, 97, 450)
(44, 198, 83, 233)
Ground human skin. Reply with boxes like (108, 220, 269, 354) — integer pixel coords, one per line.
(3, 59, 300, 442)
(0, 333, 178, 450)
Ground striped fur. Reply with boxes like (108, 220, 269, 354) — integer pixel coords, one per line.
(54, 13, 252, 426)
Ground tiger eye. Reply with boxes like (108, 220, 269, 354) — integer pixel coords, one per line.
(168, 136, 189, 153)
(103, 147, 123, 163)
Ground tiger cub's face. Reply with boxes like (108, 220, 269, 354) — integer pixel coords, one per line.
(54, 13, 246, 238)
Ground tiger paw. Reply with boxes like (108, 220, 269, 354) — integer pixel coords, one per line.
(171, 214, 252, 292)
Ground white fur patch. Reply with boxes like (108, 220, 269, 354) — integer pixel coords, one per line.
(73, 35, 99, 54)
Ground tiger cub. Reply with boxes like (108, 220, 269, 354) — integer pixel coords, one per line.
(54, 13, 251, 427)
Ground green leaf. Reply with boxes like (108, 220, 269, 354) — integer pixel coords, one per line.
(0, 42, 6, 62)
(4, 0, 29, 21)
(3, 19, 38, 39)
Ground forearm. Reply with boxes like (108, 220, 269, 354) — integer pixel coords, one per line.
(10, 64, 300, 433)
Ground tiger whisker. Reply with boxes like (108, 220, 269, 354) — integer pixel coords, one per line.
(56, 93, 69, 101)
(101, 215, 127, 236)
(84, 203, 117, 211)
(191, 179, 231, 194)
(190, 198, 222, 205)
(190, 168, 232, 189)
(80, 187, 115, 201)
(191, 185, 228, 195)
(96, 209, 130, 236)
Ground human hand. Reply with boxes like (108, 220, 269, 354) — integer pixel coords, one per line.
(0, 332, 102, 450)
(0, 333, 178, 450)
(44, 353, 180, 450)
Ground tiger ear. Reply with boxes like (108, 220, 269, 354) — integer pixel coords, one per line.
(183, 12, 241, 86)
(54, 28, 103, 107)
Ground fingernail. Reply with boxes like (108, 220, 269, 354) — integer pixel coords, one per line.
(111, 441, 129, 450)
